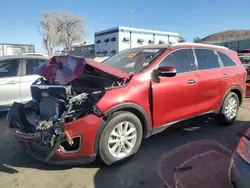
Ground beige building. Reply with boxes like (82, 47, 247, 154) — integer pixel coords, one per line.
(0, 43, 35, 56)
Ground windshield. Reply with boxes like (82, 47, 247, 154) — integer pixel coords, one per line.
(102, 48, 166, 73)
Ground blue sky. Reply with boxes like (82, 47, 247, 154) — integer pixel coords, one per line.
(0, 0, 249, 53)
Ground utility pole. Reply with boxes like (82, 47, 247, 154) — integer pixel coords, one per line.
(128, 9, 133, 48)
(128, 9, 133, 28)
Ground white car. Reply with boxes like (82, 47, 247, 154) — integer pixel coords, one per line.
(0, 54, 48, 111)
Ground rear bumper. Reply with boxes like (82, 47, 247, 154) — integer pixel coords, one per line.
(229, 151, 250, 188)
(8, 102, 105, 165)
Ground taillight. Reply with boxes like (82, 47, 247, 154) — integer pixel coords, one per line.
(236, 136, 250, 164)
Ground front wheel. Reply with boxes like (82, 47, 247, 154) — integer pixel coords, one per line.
(98, 111, 143, 165)
(216, 92, 239, 126)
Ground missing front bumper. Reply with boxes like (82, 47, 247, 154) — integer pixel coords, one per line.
(7, 102, 94, 165)
(20, 141, 96, 165)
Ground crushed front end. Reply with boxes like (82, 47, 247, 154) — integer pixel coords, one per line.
(7, 55, 131, 165)
(7, 78, 104, 164)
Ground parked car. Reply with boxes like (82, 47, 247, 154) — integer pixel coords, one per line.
(229, 128, 250, 188)
(237, 50, 250, 98)
(0, 54, 48, 111)
(239, 56, 250, 79)
(7, 43, 247, 165)
(237, 49, 250, 81)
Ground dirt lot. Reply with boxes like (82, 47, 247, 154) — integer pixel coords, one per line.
(0, 99, 250, 188)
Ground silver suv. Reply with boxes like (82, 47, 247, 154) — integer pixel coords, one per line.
(0, 54, 48, 111)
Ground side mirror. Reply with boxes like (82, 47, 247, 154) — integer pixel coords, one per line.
(152, 66, 177, 77)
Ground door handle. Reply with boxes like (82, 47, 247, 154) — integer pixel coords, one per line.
(6, 81, 18, 84)
(222, 74, 228, 78)
(187, 79, 197, 84)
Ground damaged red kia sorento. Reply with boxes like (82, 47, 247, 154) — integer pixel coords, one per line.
(7, 43, 247, 165)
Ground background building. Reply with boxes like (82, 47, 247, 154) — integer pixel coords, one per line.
(70, 42, 95, 59)
(198, 30, 250, 51)
(94, 26, 180, 57)
(0, 43, 35, 56)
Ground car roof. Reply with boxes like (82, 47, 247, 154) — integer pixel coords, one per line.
(133, 44, 170, 49)
(171, 42, 229, 50)
(133, 42, 229, 51)
(0, 55, 49, 61)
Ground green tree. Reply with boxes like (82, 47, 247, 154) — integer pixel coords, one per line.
(194, 37, 202, 43)
(178, 37, 186, 42)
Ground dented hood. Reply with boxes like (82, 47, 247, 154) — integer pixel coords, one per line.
(33, 55, 130, 85)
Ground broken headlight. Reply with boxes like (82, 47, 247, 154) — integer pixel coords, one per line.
(92, 105, 103, 117)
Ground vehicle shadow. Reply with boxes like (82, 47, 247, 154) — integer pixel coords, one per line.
(0, 112, 249, 188)
(92, 117, 250, 188)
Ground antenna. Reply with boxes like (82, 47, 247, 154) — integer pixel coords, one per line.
(129, 9, 133, 27)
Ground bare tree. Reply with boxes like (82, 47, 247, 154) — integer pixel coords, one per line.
(55, 12, 85, 52)
(37, 12, 58, 57)
(38, 12, 85, 56)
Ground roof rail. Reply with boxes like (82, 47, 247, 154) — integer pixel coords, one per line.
(171, 42, 229, 50)
(21, 53, 49, 57)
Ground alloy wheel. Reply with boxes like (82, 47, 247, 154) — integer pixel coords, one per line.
(108, 121, 137, 158)
(225, 97, 238, 121)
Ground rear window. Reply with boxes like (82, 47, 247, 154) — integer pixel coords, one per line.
(217, 51, 236, 67)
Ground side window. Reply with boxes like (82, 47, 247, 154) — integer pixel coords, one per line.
(217, 51, 236, 67)
(159, 49, 195, 73)
(195, 49, 221, 70)
(26, 59, 47, 75)
(0, 59, 19, 78)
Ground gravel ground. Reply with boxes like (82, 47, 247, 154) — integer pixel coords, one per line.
(0, 99, 250, 188)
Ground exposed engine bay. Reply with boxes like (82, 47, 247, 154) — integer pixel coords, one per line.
(7, 55, 131, 162)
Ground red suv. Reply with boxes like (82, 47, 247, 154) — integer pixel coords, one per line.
(7, 43, 247, 165)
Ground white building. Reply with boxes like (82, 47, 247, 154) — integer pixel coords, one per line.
(94, 26, 180, 57)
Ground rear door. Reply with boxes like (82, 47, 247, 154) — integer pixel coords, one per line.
(194, 48, 229, 114)
(151, 48, 199, 127)
(20, 58, 47, 103)
(0, 58, 22, 109)
(218, 50, 246, 92)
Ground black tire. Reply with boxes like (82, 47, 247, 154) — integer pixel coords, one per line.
(216, 92, 239, 126)
(99, 111, 143, 165)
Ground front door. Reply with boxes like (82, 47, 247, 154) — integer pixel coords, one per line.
(151, 48, 199, 127)
(0, 58, 22, 109)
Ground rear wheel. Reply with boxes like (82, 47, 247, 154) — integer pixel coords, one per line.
(99, 111, 143, 165)
(216, 92, 239, 126)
